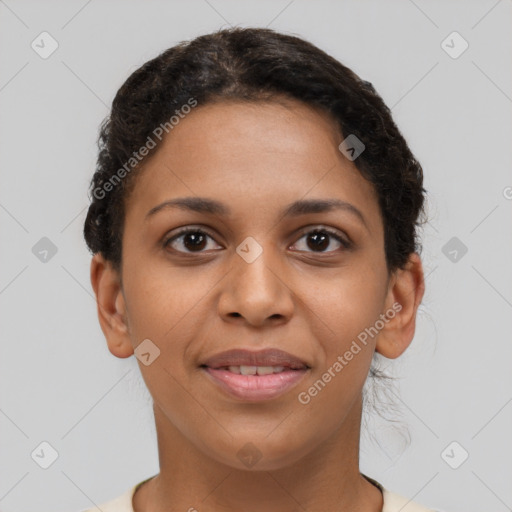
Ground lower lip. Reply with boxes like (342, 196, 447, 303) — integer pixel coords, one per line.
(203, 367, 308, 402)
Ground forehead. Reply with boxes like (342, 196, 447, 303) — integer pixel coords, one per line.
(125, 99, 381, 232)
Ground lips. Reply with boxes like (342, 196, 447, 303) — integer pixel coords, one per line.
(201, 348, 309, 370)
(200, 348, 310, 402)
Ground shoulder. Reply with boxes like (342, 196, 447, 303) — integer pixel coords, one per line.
(363, 473, 445, 512)
(76, 475, 157, 512)
(76, 480, 144, 512)
(382, 487, 445, 512)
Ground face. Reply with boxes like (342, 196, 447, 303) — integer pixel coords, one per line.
(92, 98, 423, 471)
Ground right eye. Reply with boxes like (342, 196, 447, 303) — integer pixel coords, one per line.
(163, 227, 223, 254)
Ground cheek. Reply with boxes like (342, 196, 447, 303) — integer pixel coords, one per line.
(121, 264, 211, 409)
(293, 272, 386, 421)
(304, 265, 388, 346)
(121, 261, 219, 352)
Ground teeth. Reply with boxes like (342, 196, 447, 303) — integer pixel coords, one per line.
(240, 365, 257, 375)
(255, 366, 274, 375)
(226, 365, 287, 375)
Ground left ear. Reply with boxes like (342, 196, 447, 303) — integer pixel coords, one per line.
(376, 252, 425, 359)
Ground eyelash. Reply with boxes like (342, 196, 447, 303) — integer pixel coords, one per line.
(163, 226, 351, 254)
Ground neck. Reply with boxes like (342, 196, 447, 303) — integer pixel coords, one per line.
(133, 397, 383, 512)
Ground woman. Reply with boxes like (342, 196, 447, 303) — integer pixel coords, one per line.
(82, 27, 441, 512)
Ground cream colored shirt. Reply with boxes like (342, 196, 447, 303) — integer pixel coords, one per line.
(79, 474, 443, 512)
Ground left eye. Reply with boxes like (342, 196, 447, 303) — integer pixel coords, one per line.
(290, 228, 350, 253)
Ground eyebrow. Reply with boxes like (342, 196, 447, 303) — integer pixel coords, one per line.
(145, 196, 368, 228)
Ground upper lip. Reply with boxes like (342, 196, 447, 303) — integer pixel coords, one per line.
(201, 348, 309, 370)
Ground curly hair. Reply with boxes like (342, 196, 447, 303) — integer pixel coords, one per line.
(84, 27, 426, 273)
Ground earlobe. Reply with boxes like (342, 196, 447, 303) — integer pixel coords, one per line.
(90, 253, 134, 359)
(375, 253, 425, 359)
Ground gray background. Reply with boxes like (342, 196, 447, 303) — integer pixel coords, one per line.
(1, 1, 511, 511)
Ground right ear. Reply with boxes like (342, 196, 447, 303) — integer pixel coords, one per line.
(90, 253, 134, 358)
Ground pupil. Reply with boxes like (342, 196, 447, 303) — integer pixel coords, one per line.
(308, 232, 328, 251)
(185, 232, 206, 251)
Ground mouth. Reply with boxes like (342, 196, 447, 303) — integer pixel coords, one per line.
(207, 365, 298, 375)
(200, 348, 310, 402)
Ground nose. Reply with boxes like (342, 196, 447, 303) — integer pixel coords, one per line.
(218, 244, 294, 327)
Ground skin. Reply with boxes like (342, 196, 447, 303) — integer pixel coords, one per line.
(90, 98, 424, 512)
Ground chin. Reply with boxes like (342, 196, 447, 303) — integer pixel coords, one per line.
(201, 432, 315, 472)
